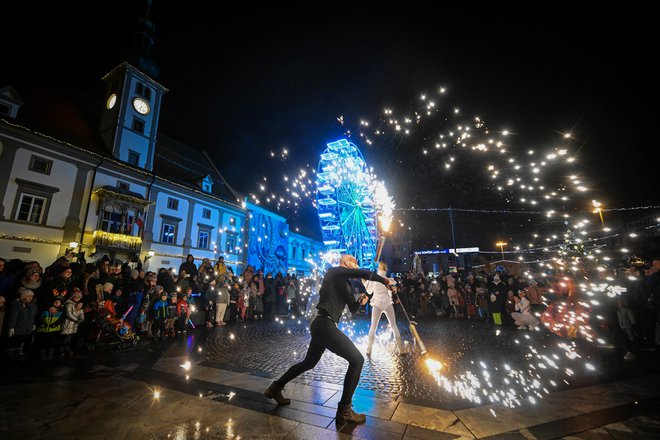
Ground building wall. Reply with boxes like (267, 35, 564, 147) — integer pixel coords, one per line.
(288, 231, 324, 276)
(3, 147, 79, 227)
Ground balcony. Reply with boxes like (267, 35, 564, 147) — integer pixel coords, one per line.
(93, 230, 142, 252)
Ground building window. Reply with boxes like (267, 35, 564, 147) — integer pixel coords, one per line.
(225, 234, 237, 254)
(198, 230, 210, 249)
(302, 249, 306, 259)
(11, 178, 59, 225)
(117, 181, 130, 191)
(167, 197, 179, 210)
(15, 194, 46, 223)
(161, 223, 176, 244)
(202, 208, 211, 219)
(0, 103, 10, 116)
(132, 118, 145, 134)
(28, 155, 52, 175)
(292, 247, 297, 259)
(202, 182, 212, 192)
(128, 150, 140, 166)
(135, 83, 151, 101)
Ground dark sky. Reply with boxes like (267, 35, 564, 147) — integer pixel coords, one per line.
(3, 2, 656, 249)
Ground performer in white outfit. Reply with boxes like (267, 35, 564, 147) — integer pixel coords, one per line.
(364, 262, 405, 356)
(511, 291, 538, 329)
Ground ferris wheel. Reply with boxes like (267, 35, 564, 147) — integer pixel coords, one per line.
(316, 139, 378, 268)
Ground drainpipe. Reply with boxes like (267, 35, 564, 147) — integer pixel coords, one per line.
(80, 157, 104, 247)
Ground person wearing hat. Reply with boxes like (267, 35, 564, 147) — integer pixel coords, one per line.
(122, 269, 144, 327)
(213, 256, 227, 279)
(165, 292, 178, 337)
(13, 267, 44, 303)
(204, 278, 218, 327)
(146, 285, 164, 337)
(176, 292, 190, 334)
(7, 288, 38, 357)
(152, 290, 169, 340)
(42, 265, 73, 309)
(61, 290, 84, 355)
(36, 295, 64, 360)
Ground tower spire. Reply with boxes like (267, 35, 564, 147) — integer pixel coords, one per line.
(127, 0, 160, 78)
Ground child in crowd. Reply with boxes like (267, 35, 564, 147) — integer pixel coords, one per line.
(177, 293, 190, 334)
(166, 293, 178, 337)
(617, 298, 638, 360)
(7, 288, 38, 357)
(61, 290, 84, 355)
(152, 291, 169, 340)
(36, 296, 63, 360)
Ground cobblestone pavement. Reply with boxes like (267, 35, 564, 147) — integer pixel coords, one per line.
(199, 313, 660, 408)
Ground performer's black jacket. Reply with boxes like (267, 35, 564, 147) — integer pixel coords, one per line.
(316, 267, 389, 323)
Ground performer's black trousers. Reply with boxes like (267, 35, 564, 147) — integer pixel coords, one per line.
(275, 315, 364, 406)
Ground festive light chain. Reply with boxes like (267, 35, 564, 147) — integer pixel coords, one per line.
(92, 230, 142, 247)
(149, 251, 244, 266)
(396, 205, 660, 214)
(0, 234, 67, 246)
(93, 188, 155, 205)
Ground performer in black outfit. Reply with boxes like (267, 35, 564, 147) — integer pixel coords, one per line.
(264, 254, 393, 424)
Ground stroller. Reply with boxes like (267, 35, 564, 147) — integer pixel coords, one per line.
(79, 302, 139, 351)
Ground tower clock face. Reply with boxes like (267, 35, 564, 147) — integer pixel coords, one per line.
(106, 94, 117, 109)
(132, 97, 151, 115)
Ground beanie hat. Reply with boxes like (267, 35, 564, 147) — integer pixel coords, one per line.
(24, 267, 40, 278)
(155, 285, 164, 293)
(131, 269, 139, 278)
(146, 272, 157, 282)
(54, 264, 71, 276)
(18, 287, 34, 299)
(103, 282, 114, 291)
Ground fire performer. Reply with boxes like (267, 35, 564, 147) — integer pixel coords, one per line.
(364, 261, 406, 356)
(264, 254, 395, 425)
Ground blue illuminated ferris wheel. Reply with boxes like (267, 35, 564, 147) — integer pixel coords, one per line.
(316, 139, 378, 268)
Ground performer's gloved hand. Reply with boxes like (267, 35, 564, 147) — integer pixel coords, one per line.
(358, 293, 369, 305)
(386, 278, 398, 292)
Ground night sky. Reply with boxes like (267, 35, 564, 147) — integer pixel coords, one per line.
(3, 2, 656, 250)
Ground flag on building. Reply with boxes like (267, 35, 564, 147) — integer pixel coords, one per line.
(134, 211, 145, 236)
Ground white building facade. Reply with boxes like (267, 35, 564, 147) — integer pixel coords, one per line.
(0, 63, 322, 272)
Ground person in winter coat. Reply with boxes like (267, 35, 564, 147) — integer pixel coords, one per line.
(0, 295, 6, 339)
(364, 261, 405, 356)
(12, 267, 44, 303)
(617, 298, 638, 360)
(7, 288, 38, 356)
(36, 296, 63, 360)
(165, 293, 178, 337)
(213, 256, 228, 279)
(61, 290, 84, 355)
(152, 291, 169, 339)
(176, 293, 190, 333)
(179, 254, 198, 279)
(286, 279, 297, 316)
(263, 273, 276, 319)
(42, 265, 73, 308)
(204, 279, 218, 327)
(215, 280, 230, 325)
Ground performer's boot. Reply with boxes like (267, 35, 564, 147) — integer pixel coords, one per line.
(396, 337, 408, 355)
(264, 381, 290, 405)
(336, 403, 366, 425)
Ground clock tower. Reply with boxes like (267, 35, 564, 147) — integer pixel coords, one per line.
(99, 62, 167, 171)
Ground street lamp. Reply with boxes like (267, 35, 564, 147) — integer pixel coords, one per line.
(592, 200, 604, 224)
(495, 241, 507, 260)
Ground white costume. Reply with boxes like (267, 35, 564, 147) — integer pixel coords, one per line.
(365, 270, 404, 355)
(511, 296, 538, 329)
